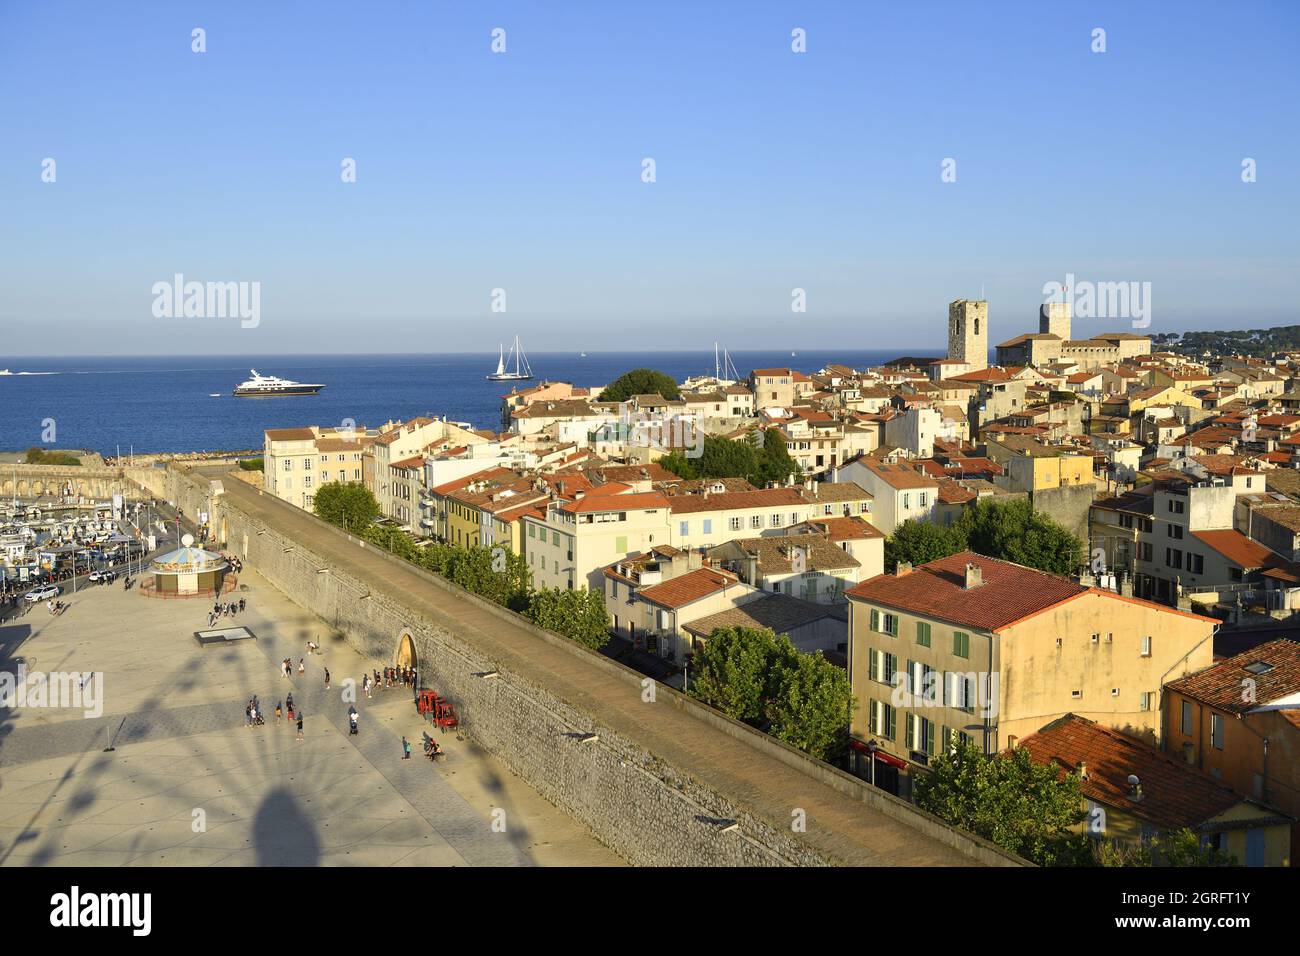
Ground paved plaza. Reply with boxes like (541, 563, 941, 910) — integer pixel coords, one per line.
(0, 570, 621, 867)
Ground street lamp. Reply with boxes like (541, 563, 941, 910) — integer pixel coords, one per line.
(867, 739, 878, 788)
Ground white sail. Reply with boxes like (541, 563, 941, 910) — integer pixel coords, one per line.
(495, 345, 505, 376)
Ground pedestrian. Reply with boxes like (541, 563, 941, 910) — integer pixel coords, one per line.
(298, 658, 305, 675)
(245, 703, 252, 729)
(402, 736, 411, 759)
(286, 692, 293, 713)
(296, 712, 304, 741)
(363, 674, 371, 699)
(239, 597, 246, 612)
(324, 667, 331, 690)
(275, 702, 283, 722)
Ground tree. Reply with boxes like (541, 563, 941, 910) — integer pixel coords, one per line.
(755, 427, 802, 488)
(314, 482, 380, 530)
(953, 498, 1083, 576)
(885, 519, 964, 571)
(764, 638, 855, 761)
(238, 457, 264, 472)
(525, 587, 611, 649)
(25, 447, 81, 466)
(882, 499, 1085, 577)
(598, 368, 681, 403)
(914, 738, 1091, 867)
(1094, 827, 1238, 867)
(689, 626, 777, 723)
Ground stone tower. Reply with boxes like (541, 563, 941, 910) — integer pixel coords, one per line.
(948, 299, 988, 371)
(1039, 301, 1072, 340)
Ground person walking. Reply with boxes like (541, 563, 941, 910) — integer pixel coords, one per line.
(298, 657, 305, 675)
(402, 736, 411, 760)
(323, 667, 331, 690)
(296, 712, 304, 741)
(363, 674, 371, 699)
(245, 703, 252, 729)
(275, 702, 283, 723)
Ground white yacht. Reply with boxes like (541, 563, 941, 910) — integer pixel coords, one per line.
(232, 369, 325, 397)
(487, 335, 533, 381)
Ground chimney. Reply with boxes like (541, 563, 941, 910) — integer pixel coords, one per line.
(964, 561, 983, 590)
(896, 561, 913, 577)
(1076, 760, 1088, 780)
(1008, 735, 1018, 749)
(1128, 774, 1143, 801)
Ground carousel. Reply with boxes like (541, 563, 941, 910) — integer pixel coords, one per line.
(145, 534, 232, 596)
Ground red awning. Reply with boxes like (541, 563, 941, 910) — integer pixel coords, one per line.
(849, 740, 908, 769)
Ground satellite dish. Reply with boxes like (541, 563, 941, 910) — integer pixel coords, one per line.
(181, 533, 195, 547)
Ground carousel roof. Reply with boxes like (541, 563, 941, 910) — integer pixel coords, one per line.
(151, 546, 228, 575)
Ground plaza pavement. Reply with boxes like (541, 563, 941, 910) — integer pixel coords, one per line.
(0, 569, 622, 867)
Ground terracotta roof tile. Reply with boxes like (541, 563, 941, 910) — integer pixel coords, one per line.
(1165, 638, 1300, 712)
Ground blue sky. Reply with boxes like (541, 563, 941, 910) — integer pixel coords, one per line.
(1, 0, 1297, 355)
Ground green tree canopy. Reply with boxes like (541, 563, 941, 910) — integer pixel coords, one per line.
(915, 738, 1091, 866)
(658, 430, 802, 488)
(689, 626, 778, 723)
(690, 626, 854, 761)
(314, 482, 380, 530)
(764, 638, 855, 761)
(525, 587, 610, 649)
(598, 368, 681, 403)
(883, 499, 1084, 577)
(885, 519, 966, 572)
(25, 447, 82, 466)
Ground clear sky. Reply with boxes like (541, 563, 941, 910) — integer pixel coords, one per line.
(1, 0, 1296, 356)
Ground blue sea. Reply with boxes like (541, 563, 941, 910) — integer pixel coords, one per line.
(0, 350, 941, 456)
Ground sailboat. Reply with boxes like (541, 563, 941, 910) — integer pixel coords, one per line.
(487, 334, 533, 381)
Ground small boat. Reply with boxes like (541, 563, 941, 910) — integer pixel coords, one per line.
(0, 369, 11, 376)
(209, 393, 222, 398)
(579, 352, 587, 358)
(233, 369, 325, 397)
(487, 335, 533, 381)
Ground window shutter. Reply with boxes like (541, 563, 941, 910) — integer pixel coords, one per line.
(870, 609, 880, 632)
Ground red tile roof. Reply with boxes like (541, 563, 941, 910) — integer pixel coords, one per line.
(560, 491, 669, 514)
(1165, 638, 1300, 712)
(1190, 529, 1278, 569)
(666, 487, 807, 514)
(636, 568, 743, 609)
(846, 551, 1088, 631)
(1018, 715, 1259, 831)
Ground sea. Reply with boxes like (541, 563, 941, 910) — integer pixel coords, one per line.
(0, 350, 942, 456)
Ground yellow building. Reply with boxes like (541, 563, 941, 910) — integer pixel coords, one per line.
(1019, 714, 1291, 867)
(844, 551, 1217, 796)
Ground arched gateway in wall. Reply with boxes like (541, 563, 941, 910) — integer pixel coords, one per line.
(395, 630, 417, 669)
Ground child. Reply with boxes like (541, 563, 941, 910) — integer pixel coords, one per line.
(275, 702, 283, 722)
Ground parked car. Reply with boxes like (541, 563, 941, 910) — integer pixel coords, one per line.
(25, 584, 61, 602)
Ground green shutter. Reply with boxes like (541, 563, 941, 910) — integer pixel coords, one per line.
(869, 650, 880, 683)
(954, 631, 969, 658)
(887, 706, 896, 740)
(917, 621, 931, 646)
(870, 609, 880, 632)
(888, 614, 898, 637)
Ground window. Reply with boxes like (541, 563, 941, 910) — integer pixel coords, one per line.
(303, 458, 312, 471)
(953, 631, 970, 658)
(282, 460, 293, 471)
(1166, 524, 1183, 539)
(1139, 692, 1152, 711)
(1188, 553, 1204, 574)
(919, 492, 927, 507)
(902, 493, 910, 509)
(1139, 542, 1153, 561)
(702, 519, 713, 535)
(1071, 689, 1082, 699)
(730, 517, 742, 531)
(528, 523, 535, 539)
(552, 531, 560, 546)
(750, 515, 762, 529)
(907, 714, 935, 755)
(679, 521, 689, 537)
(1211, 713, 1224, 750)
(1181, 700, 1193, 734)
(1165, 548, 1182, 570)
(870, 700, 896, 740)
(916, 622, 931, 647)
(869, 650, 896, 686)
(770, 514, 783, 527)
(1140, 635, 1152, 657)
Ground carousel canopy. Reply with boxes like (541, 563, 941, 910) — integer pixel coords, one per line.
(150, 546, 228, 575)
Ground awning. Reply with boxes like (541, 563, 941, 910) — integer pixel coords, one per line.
(848, 739, 908, 769)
